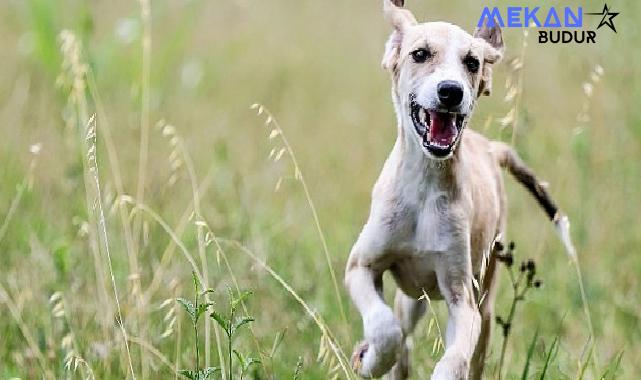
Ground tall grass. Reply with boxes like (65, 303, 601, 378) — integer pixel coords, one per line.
(251, 103, 349, 335)
(0, 0, 638, 379)
(85, 113, 137, 378)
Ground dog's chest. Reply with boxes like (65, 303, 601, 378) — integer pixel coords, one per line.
(393, 178, 459, 252)
(385, 185, 460, 298)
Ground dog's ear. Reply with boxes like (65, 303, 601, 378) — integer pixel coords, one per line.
(383, 0, 416, 31)
(474, 23, 504, 57)
(381, 0, 417, 72)
(382, 30, 403, 71)
(473, 24, 504, 96)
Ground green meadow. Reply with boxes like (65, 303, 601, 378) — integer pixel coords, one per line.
(1, 0, 640, 378)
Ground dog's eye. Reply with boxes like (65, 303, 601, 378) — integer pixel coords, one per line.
(463, 55, 480, 73)
(411, 48, 431, 63)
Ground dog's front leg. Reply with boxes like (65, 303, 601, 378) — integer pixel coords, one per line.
(432, 247, 481, 380)
(346, 245, 402, 378)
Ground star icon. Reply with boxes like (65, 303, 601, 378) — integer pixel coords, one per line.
(586, 4, 620, 33)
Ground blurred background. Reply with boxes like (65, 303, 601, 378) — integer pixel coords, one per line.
(1, 0, 640, 378)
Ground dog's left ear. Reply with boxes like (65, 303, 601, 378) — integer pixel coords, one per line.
(381, 0, 417, 72)
(473, 24, 504, 96)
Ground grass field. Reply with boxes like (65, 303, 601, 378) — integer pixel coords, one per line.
(1, 0, 640, 379)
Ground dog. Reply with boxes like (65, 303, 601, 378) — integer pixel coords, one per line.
(344, 1, 575, 379)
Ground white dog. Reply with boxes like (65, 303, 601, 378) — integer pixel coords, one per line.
(345, 1, 574, 379)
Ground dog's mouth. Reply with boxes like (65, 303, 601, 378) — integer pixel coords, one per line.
(410, 95, 466, 158)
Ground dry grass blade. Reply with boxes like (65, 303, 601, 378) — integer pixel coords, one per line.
(128, 201, 205, 285)
(420, 289, 444, 354)
(134, 0, 152, 252)
(132, 2, 153, 374)
(85, 114, 137, 379)
(127, 335, 177, 373)
(217, 237, 356, 380)
(251, 103, 349, 336)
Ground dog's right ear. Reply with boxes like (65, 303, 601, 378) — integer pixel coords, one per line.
(474, 23, 505, 60)
(381, 30, 403, 72)
(381, 0, 416, 72)
(473, 23, 504, 96)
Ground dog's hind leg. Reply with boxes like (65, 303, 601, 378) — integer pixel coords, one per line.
(470, 243, 501, 380)
(385, 289, 426, 380)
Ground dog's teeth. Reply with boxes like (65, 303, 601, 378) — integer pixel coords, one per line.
(419, 108, 426, 124)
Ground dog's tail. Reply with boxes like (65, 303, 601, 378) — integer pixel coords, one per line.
(492, 142, 577, 260)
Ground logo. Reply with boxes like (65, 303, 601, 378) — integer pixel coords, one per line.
(477, 3, 620, 44)
(586, 4, 619, 33)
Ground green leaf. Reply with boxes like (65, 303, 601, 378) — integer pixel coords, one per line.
(52, 242, 70, 276)
(232, 317, 254, 336)
(234, 350, 261, 376)
(192, 271, 201, 293)
(177, 369, 198, 380)
(243, 357, 261, 371)
(177, 298, 196, 322)
(231, 290, 253, 312)
(201, 367, 221, 379)
(600, 350, 624, 380)
(576, 344, 594, 380)
(210, 310, 229, 333)
(233, 349, 246, 369)
(270, 328, 287, 357)
(539, 334, 560, 380)
(521, 328, 539, 380)
(179, 367, 220, 380)
(200, 289, 215, 298)
(195, 302, 213, 323)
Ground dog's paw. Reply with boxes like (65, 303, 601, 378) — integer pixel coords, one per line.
(351, 339, 399, 378)
(351, 308, 403, 378)
(431, 352, 469, 380)
(351, 341, 372, 378)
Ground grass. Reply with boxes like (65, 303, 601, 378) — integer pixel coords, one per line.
(1, 0, 640, 378)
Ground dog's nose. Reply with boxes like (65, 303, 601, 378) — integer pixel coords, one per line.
(437, 80, 464, 108)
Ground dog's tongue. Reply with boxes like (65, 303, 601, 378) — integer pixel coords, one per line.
(428, 111, 457, 145)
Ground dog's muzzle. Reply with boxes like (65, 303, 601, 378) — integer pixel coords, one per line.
(410, 94, 466, 158)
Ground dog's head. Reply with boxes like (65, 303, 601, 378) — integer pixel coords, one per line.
(382, 0, 504, 159)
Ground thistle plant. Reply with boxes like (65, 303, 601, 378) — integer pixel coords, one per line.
(177, 272, 219, 380)
(177, 272, 260, 380)
(210, 287, 260, 380)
